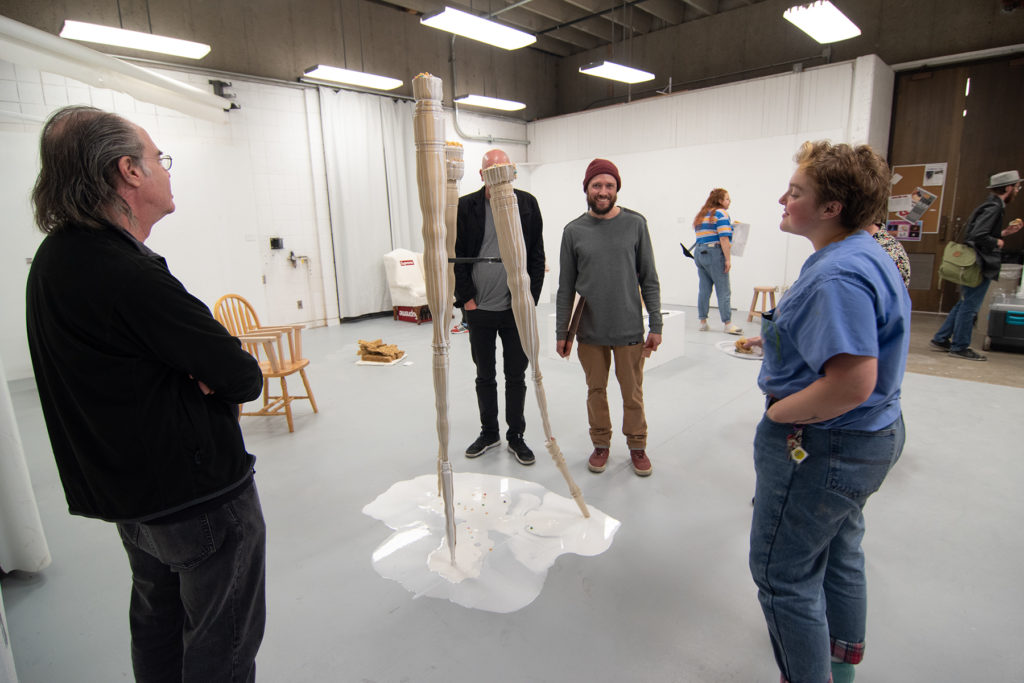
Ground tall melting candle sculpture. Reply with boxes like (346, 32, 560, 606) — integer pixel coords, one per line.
(482, 163, 590, 518)
(445, 142, 464, 316)
(412, 73, 457, 561)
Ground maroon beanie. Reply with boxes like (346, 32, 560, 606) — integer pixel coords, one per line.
(583, 158, 621, 191)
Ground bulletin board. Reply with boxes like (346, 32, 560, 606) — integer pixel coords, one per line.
(886, 163, 947, 240)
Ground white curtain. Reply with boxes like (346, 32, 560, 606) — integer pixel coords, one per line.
(320, 88, 421, 318)
(0, 356, 50, 574)
(380, 98, 423, 254)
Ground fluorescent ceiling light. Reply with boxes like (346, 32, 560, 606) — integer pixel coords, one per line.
(783, 1, 861, 44)
(421, 7, 536, 50)
(579, 60, 654, 84)
(302, 65, 402, 91)
(455, 94, 526, 111)
(2, 15, 229, 121)
(59, 20, 210, 59)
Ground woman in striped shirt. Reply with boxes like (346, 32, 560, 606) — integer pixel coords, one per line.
(693, 188, 743, 334)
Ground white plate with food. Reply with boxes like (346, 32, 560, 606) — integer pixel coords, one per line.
(356, 352, 407, 366)
(716, 339, 762, 360)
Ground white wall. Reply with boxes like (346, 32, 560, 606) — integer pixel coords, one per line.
(0, 122, 41, 384)
(0, 54, 892, 381)
(0, 59, 334, 381)
(526, 56, 895, 313)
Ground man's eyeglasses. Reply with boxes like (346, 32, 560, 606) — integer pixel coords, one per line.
(157, 155, 173, 171)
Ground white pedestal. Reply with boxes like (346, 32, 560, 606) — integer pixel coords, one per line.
(0, 356, 50, 575)
(0, 583, 17, 683)
(536, 305, 685, 372)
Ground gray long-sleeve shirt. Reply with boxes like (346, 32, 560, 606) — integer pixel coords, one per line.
(555, 208, 662, 346)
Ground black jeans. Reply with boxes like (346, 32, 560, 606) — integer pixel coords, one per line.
(466, 307, 528, 439)
(117, 480, 266, 683)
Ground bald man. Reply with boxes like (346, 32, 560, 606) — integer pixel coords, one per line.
(454, 149, 545, 465)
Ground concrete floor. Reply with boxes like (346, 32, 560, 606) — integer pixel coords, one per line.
(3, 304, 1023, 682)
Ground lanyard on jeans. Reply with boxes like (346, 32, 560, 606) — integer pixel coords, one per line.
(786, 427, 808, 463)
(768, 395, 809, 464)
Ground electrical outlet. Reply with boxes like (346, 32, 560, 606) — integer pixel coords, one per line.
(262, 275, 266, 284)
(296, 300, 303, 309)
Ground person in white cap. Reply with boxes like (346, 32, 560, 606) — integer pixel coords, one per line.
(931, 170, 1023, 360)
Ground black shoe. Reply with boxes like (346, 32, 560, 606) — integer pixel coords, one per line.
(506, 438, 535, 465)
(929, 339, 952, 351)
(465, 435, 500, 458)
(949, 347, 987, 361)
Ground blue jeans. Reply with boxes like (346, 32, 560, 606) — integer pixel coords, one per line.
(749, 414, 905, 683)
(695, 245, 732, 322)
(932, 279, 991, 351)
(117, 480, 266, 683)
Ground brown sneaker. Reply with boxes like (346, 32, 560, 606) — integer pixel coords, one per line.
(630, 449, 652, 476)
(588, 447, 610, 473)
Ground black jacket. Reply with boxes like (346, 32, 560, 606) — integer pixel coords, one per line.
(26, 223, 263, 522)
(964, 194, 1006, 281)
(454, 186, 544, 307)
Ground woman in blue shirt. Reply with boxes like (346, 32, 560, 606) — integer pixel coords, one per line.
(692, 188, 743, 334)
(742, 141, 910, 683)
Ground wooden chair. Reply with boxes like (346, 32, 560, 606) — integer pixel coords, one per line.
(213, 294, 318, 432)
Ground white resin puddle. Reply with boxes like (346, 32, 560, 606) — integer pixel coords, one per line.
(363, 472, 620, 613)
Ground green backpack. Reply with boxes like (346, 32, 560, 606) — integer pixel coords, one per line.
(938, 240, 982, 288)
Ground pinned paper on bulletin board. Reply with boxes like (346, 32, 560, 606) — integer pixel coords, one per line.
(888, 163, 946, 236)
(886, 219, 922, 241)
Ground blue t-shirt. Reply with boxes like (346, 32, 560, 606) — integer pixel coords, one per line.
(757, 230, 910, 431)
(694, 209, 732, 246)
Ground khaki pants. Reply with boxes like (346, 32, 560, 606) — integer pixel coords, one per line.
(576, 342, 647, 450)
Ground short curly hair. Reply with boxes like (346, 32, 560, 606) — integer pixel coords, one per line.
(794, 141, 891, 232)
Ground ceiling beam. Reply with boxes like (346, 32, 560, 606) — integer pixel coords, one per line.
(492, 4, 607, 48)
(561, 0, 654, 35)
(635, 0, 687, 23)
(680, 0, 719, 16)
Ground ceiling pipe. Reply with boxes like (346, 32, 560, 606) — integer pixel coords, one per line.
(891, 43, 1024, 71)
(449, 36, 530, 146)
(0, 15, 230, 122)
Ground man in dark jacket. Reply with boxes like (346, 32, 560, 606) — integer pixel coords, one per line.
(931, 170, 1023, 361)
(454, 149, 544, 465)
(26, 106, 266, 683)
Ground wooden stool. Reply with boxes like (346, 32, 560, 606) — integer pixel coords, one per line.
(748, 286, 777, 322)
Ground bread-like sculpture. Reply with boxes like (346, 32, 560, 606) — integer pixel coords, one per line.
(358, 338, 404, 362)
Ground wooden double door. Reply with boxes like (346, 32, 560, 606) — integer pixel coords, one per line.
(889, 55, 1024, 312)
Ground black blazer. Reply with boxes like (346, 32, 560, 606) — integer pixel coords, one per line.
(453, 186, 545, 307)
(964, 194, 1005, 281)
(26, 223, 264, 522)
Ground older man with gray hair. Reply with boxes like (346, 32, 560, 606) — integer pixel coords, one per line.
(26, 106, 266, 683)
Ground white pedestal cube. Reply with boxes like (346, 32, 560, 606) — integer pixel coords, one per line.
(536, 305, 685, 372)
